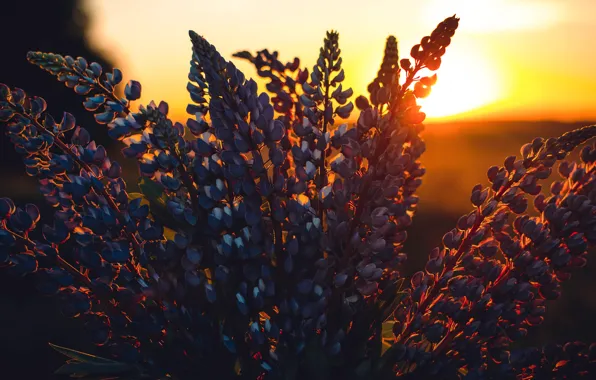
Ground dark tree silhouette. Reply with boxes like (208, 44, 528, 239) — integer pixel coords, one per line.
(0, 0, 114, 181)
(0, 2, 115, 378)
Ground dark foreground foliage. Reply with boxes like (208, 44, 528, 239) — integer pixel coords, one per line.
(2, 15, 596, 379)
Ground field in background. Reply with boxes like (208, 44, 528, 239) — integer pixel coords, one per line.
(421, 120, 595, 213)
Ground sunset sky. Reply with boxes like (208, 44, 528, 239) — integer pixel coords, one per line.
(87, 0, 596, 123)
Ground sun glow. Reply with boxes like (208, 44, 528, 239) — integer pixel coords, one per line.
(417, 48, 502, 120)
(423, 0, 564, 33)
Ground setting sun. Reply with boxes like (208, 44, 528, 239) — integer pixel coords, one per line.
(417, 49, 502, 120)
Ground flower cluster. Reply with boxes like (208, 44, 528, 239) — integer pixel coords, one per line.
(2, 14, 596, 380)
(385, 126, 596, 378)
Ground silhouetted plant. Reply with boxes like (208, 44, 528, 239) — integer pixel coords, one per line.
(2, 15, 596, 379)
(0, 0, 115, 180)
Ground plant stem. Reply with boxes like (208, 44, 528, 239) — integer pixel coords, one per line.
(318, 57, 332, 222)
(14, 110, 147, 287)
(5, 227, 93, 287)
(171, 148, 201, 219)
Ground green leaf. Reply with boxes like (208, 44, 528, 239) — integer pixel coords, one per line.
(54, 361, 135, 376)
(234, 357, 242, 376)
(50, 343, 139, 378)
(49, 343, 119, 364)
(381, 322, 395, 355)
(138, 178, 168, 211)
(135, 178, 193, 233)
(163, 226, 176, 241)
(128, 192, 150, 207)
(377, 278, 407, 322)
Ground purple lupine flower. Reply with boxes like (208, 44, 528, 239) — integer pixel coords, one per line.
(2, 13, 596, 380)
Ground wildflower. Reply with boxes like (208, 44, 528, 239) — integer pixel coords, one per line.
(2, 13, 596, 380)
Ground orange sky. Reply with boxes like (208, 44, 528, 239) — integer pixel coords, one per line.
(87, 0, 596, 123)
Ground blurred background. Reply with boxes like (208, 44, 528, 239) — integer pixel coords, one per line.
(1, 0, 595, 378)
